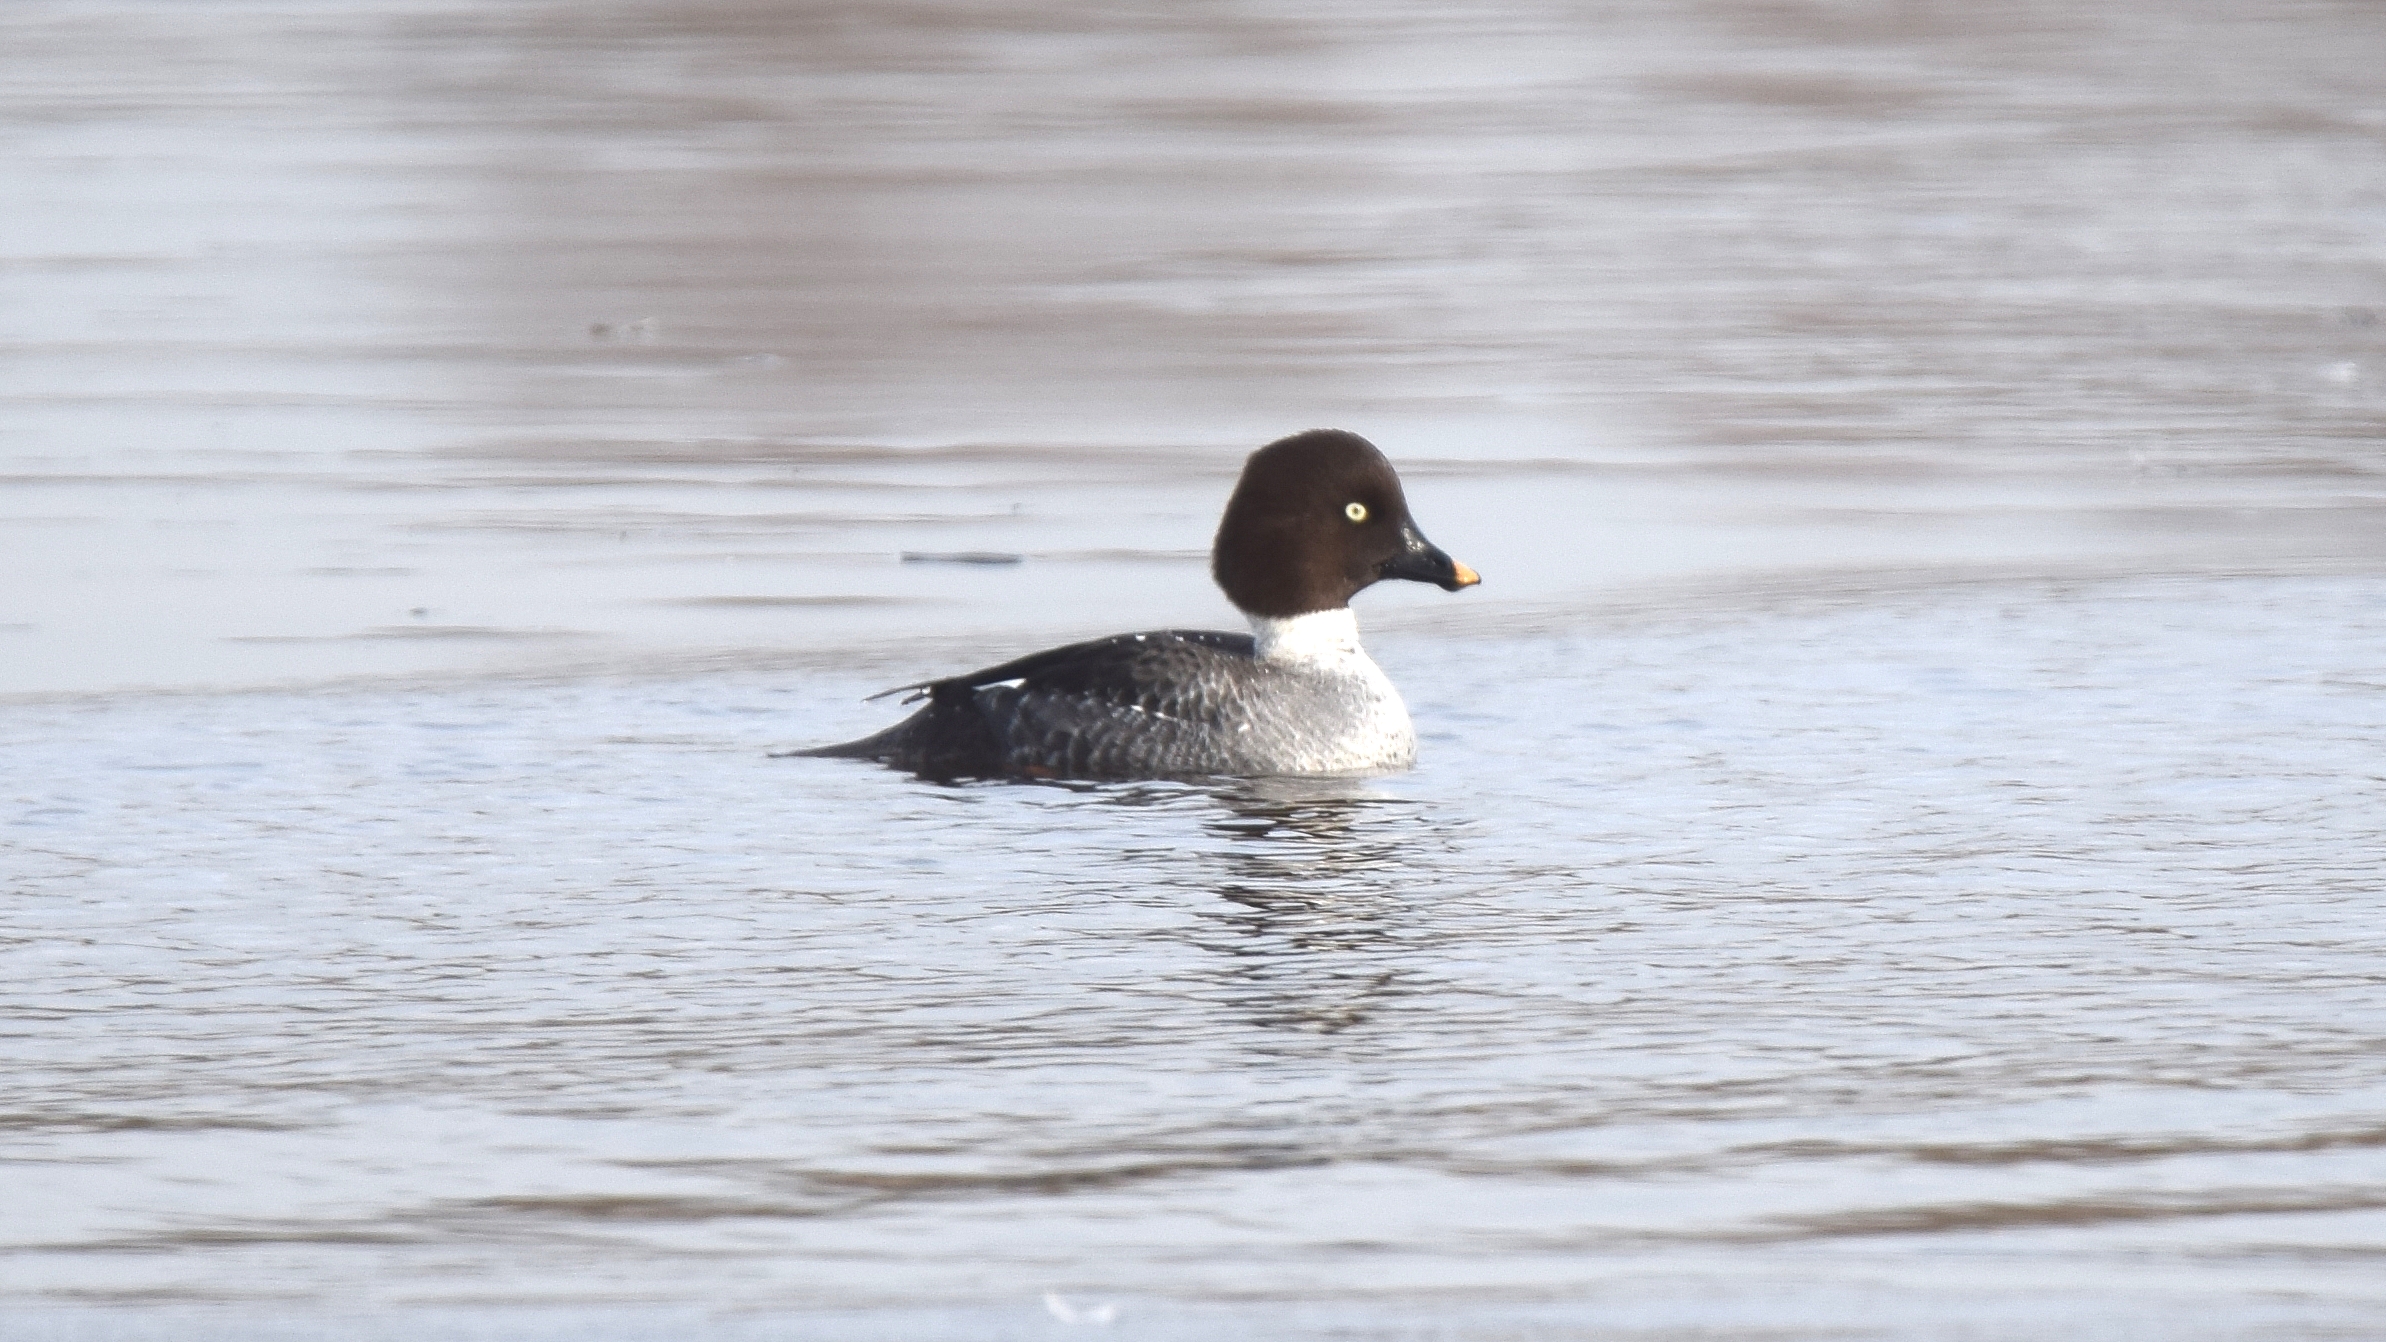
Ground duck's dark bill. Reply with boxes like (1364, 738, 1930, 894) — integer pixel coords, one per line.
(1381, 529, 1481, 592)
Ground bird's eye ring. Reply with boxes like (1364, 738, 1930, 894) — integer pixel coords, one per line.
(1344, 502, 1368, 522)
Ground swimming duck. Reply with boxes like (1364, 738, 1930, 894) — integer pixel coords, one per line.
(799, 429, 1478, 780)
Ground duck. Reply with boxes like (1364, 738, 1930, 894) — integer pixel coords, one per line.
(797, 429, 1478, 780)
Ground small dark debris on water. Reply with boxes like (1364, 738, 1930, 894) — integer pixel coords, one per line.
(902, 551, 1024, 565)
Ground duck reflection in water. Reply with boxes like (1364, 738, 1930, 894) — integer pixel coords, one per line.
(1174, 776, 1451, 1038)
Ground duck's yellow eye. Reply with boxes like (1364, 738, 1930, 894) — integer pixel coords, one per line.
(1344, 501, 1368, 522)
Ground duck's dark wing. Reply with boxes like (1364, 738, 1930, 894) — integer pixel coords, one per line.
(902, 628, 1255, 703)
(794, 629, 1259, 779)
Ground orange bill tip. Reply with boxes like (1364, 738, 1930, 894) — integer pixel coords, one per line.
(1451, 560, 1481, 588)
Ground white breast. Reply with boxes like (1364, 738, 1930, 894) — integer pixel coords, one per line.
(1246, 609, 1416, 773)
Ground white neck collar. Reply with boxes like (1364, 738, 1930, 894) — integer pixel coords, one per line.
(1249, 607, 1364, 666)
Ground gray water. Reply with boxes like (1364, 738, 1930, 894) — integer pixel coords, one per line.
(7, 0, 2386, 1338)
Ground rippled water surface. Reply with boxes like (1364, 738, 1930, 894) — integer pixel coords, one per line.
(7, 0, 2386, 1337)
(14, 575, 2386, 1339)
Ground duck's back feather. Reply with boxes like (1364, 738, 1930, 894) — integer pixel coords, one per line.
(800, 630, 1263, 780)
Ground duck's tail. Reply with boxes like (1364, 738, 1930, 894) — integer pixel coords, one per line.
(771, 722, 909, 760)
(773, 693, 1007, 780)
